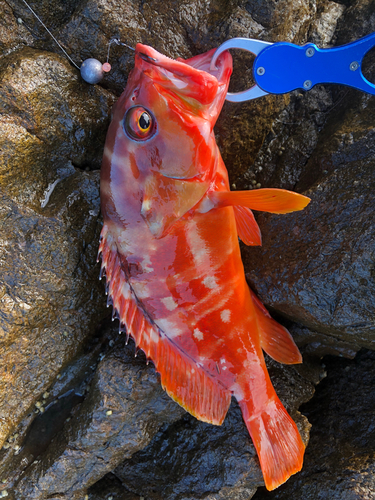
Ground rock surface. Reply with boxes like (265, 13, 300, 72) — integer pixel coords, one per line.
(0, 0, 374, 498)
(12, 333, 184, 499)
(0, 45, 114, 449)
(244, 76, 375, 351)
(113, 355, 319, 500)
(252, 349, 375, 500)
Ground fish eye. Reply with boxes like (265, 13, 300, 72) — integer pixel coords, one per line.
(124, 106, 156, 141)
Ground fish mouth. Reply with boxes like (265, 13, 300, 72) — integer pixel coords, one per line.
(135, 43, 232, 97)
(181, 47, 232, 88)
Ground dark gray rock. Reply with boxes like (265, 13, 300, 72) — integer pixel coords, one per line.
(244, 92, 375, 350)
(252, 349, 375, 500)
(1, 0, 373, 498)
(88, 473, 141, 500)
(12, 339, 184, 499)
(0, 46, 113, 447)
(113, 356, 320, 500)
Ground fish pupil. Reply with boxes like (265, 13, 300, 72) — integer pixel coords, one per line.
(139, 112, 150, 130)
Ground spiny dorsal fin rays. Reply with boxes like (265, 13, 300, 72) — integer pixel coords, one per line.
(210, 189, 310, 214)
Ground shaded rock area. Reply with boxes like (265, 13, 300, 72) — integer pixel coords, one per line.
(0, 0, 374, 498)
(0, 44, 114, 449)
(112, 354, 319, 500)
(12, 328, 184, 499)
(88, 473, 141, 500)
(252, 349, 375, 500)
(244, 71, 375, 351)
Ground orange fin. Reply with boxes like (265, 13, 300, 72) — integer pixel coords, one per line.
(250, 289, 302, 365)
(99, 225, 231, 425)
(211, 188, 310, 214)
(239, 395, 305, 490)
(233, 205, 262, 246)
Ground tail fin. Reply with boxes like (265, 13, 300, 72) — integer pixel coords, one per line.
(239, 395, 305, 491)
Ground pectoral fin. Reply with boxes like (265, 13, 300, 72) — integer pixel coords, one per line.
(210, 188, 310, 213)
(141, 174, 209, 238)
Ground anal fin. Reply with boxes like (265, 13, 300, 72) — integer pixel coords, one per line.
(250, 289, 302, 364)
(99, 225, 231, 425)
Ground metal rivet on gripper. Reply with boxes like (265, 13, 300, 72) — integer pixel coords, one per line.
(306, 47, 315, 57)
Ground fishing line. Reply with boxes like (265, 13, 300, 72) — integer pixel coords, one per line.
(18, 0, 135, 84)
(19, 0, 80, 70)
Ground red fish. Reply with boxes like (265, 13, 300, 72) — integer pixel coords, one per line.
(99, 43, 310, 490)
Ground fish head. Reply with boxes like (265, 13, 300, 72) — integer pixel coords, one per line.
(101, 44, 232, 238)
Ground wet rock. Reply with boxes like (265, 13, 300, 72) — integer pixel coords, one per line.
(0, 47, 114, 447)
(13, 339, 184, 499)
(113, 357, 321, 500)
(0, 47, 115, 207)
(243, 90, 375, 350)
(88, 473, 141, 500)
(252, 349, 375, 500)
(1, 0, 371, 498)
(0, 344, 103, 487)
(0, 0, 33, 57)
(309, 1, 346, 46)
(289, 324, 358, 360)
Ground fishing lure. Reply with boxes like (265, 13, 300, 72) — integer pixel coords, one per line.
(98, 43, 310, 490)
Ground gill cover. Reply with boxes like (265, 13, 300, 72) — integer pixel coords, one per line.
(108, 43, 232, 238)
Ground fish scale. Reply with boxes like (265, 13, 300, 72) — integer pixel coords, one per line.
(99, 43, 310, 490)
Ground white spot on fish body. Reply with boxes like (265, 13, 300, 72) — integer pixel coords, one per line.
(220, 309, 231, 323)
(203, 276, 217, 290)
(161, 296, 178, 311)
(193, 328, 204, 341)
(185, 220, 211, 270)
(157, 317, 183, 339)
(141, 198, 151, 213)
(133, 283, 151, 299)
(150, 328, 160, 344)
(197, 196, 215, 214)
(140, 255, 154, 273)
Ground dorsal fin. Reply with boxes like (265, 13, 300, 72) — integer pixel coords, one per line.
(210, 188, 310, 213)
(98, 225, 231, 424)
(249, 289, 302, 365)
(233, 205, 262, 246)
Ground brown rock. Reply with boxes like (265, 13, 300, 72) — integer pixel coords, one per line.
(13, 341, 184, 499)
(0, 47, 114, 447)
